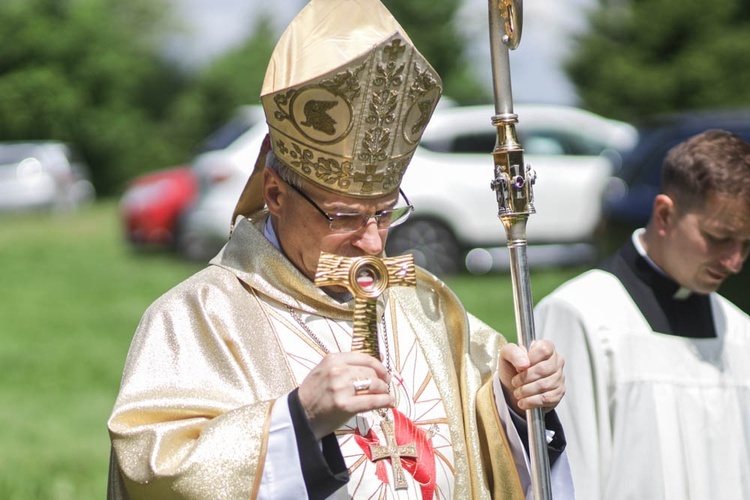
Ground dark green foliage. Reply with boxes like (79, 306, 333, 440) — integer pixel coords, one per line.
(382, 0, 490, 104)
(162, 15, 276, 157)
(0, 0, 187, 195)
(566, 0, 750, 120)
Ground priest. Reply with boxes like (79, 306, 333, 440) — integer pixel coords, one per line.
(107, 0, 575, 498)
(535, 129, 750, 499)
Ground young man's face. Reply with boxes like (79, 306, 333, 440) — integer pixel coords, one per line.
(659, 194, 750, 294)
(264, 169, 400, 287)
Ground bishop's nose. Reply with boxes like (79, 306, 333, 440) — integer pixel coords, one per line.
(353, 218, 385, 255)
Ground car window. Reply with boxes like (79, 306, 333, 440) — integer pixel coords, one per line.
(451, 132, 496, 154)
(629, 126, 750, 189)
(419, 128, 612, 156)
(197, 106, 264, 154)
(198, 118, 256, 153)
(0, 144, 39, 164)
(519, 128, 608, 156)
(524, 137, 565, 155)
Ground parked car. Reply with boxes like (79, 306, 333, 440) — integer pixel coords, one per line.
(176, 104, 638, 271)
(120, 105, 263, 250)
(603, 108, 750, 228)
(0, 141, 95, 213)
(120, 166, 198, 247)
(387, 104, 638, 275)
(176, 120, 269, 261)
(197, 105, 266, 154)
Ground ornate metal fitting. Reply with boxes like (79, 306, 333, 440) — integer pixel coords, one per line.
(497, 0, 523, 50)
(490, 112, 535, 218)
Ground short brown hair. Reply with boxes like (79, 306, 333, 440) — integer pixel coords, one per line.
(661, 129, 750, 212)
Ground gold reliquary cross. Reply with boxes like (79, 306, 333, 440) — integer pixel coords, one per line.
(314, 252, 416, 358)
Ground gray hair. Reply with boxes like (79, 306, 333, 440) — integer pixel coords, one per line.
(266, 149, 304, 189)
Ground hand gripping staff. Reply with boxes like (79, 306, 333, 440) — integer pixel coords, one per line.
(487, 1, 552, 498)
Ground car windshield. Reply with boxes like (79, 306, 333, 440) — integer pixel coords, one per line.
(617, 119, 750, 184)
(0, 144, 41, 165)
(419, 128, 616, 156)
(197, 106, 265, 154)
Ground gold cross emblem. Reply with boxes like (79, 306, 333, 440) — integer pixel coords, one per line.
(353, 165, 386, 194)
(314, 252, 416, 357)
(383, 38, 407, 60)
(370, 416, 417, 490)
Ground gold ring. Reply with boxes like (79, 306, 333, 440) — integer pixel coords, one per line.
(352, 377, 372, 393)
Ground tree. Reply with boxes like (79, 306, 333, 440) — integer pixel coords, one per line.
(565, 0, 750, 121)
(382, 0, 489, 104)
(162, 15, 277, 156)
(0, 0, 186, 195)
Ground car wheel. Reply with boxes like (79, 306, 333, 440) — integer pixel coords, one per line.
(173, 216, 223, 262)
(386, 219, 463, 277)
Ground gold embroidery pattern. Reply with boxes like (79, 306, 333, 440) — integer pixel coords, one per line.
(384, 157, 411, 193)
(272, 63, 365, 136)
(403, 62, 440, 145)
(355, 39, 409, 193)
(301, 100, 339, 135)
(320, 64, 366, 102)
(276, 139, 353, 189)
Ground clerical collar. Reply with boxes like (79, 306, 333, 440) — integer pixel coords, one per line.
(263, 218, 354, 303)
(631, 229, 692, 300)
(263, 216, 281, 250)
(597, 230, 716, 338)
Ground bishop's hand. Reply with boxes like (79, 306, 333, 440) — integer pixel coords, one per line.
(497, 339, 565, 415)
(298, 352, 395, 440)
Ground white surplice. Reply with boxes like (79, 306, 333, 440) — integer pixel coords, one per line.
(536, 265, 750, 500)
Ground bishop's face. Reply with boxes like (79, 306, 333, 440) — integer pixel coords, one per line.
(264, 168, 399, 286)
(659, 194, 750, 294)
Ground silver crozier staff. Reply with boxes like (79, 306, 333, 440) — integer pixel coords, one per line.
(486, 1, 553, 499)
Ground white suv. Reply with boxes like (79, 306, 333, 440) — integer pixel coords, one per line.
(0, 141, 95, 213)
(387, 104, 637, 275)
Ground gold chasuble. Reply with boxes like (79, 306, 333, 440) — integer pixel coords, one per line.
(108, 213, 524, 499)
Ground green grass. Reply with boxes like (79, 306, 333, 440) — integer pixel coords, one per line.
(0, 203, 203, 499)
(0, 202, 584, 499)
(445, 268, 589, 343)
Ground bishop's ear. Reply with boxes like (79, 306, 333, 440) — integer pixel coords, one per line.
(263, 168, 286, 216)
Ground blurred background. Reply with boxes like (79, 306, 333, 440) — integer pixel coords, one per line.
(1, 0, 749, 497)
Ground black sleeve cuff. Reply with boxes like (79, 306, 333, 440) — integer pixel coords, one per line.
(287, 388, 349, 499)
(509, 408, 567, 467)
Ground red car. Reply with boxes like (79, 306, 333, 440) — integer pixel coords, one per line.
(120, 166, 198, 247)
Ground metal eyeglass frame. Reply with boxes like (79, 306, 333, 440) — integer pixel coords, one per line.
(286, 182, 414, 233)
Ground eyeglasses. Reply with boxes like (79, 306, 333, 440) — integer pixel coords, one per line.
(286, 182, 414, 233)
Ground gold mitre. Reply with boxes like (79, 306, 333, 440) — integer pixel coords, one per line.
(261, 0, 442, 198)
